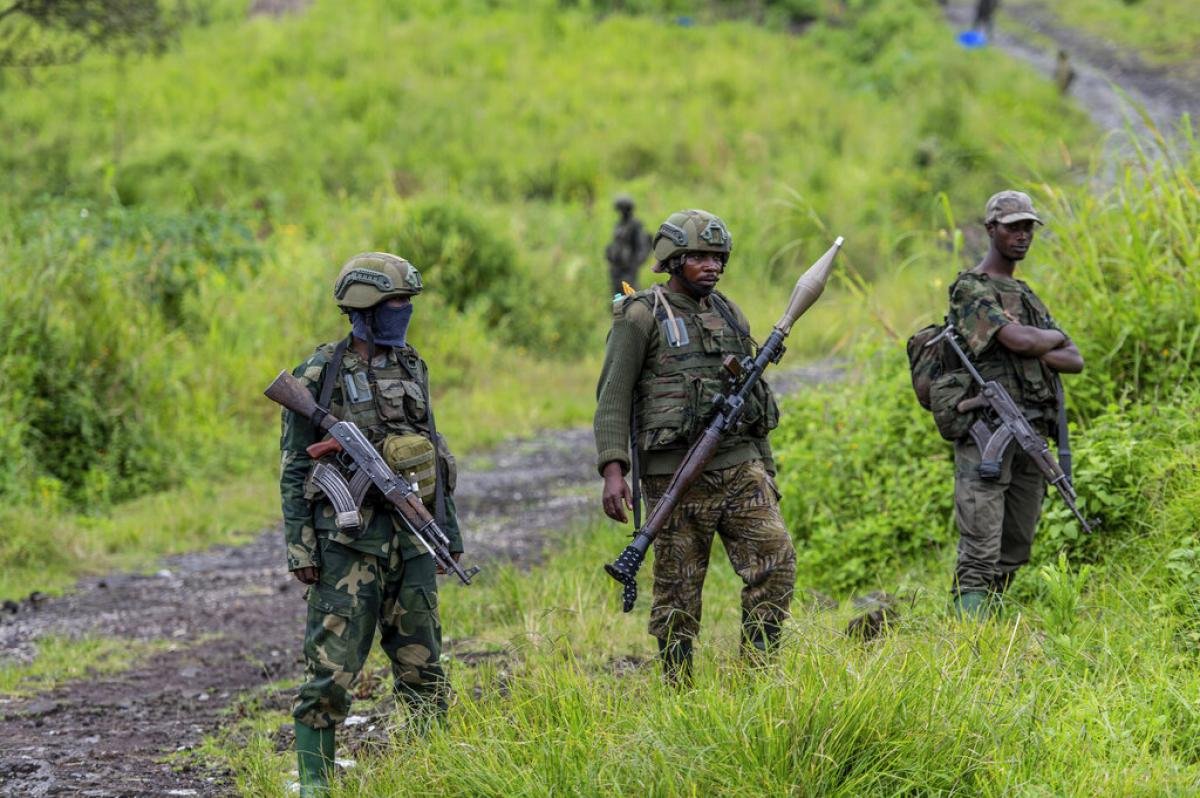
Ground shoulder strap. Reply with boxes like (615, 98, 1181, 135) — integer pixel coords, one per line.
(709, 292, 750, 339)
(318, 336, 352, 410)
(396, 352, 447, 527)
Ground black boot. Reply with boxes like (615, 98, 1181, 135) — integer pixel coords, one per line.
(741, 611, 782, 663)
(656, 636, 694, 687)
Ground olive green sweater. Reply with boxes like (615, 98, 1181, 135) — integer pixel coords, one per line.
(593, 286, 773, 477)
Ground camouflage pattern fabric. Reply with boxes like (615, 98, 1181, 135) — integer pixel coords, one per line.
(642, 458, 795, 644)
(953, 437, 1043, 594)
(948, 272, 1063, 434)
(293, 539, 447, 729)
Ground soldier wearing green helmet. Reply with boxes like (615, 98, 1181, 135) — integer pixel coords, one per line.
(604, 193, 652, 296)
(278, 252, 463, 796)
(594, 209, 796, 684)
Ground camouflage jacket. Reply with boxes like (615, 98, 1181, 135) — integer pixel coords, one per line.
(948, 271, 1066, 429)
(279, 339, 461, 572)
(593, 287, 778, 477)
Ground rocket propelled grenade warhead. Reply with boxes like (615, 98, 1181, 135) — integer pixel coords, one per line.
(777, 236, 844, 335)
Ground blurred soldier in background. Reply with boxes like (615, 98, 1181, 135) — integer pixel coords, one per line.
(605, 194, 652, 296)
(594, 209, 795, 684)
(973, 0, 999, 38)
(1055, 49, 1076, 95)
(279, 253, 463, 796)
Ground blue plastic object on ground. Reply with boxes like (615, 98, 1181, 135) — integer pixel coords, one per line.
(957, 29, 988, 48)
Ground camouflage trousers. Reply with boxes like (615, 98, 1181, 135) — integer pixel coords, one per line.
(293, 539, 446, 730)
(642, 458, 796, 644)
(953, 438, 1045, 594)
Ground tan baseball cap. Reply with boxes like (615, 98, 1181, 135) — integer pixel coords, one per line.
(984, 190, 1043, 225)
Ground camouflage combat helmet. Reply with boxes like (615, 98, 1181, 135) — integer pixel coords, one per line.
(613, 193, 635, 211)
(651, 209, 732, 273)
(333, 252, 423, 310)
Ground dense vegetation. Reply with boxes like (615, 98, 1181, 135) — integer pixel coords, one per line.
(0, 0, 1090, 595)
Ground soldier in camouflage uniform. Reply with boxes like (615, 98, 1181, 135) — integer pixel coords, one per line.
(279, 252, 463, 796)
(594, 209, 795, 683)
(605, 194, 653, 296)
(944, 191, 1084, 617)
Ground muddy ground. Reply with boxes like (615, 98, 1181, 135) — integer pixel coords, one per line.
(1, 6, 1195, 796)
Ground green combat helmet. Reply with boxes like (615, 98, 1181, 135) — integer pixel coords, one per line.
(332, 252, 423, 310)
(651, 209, 732, 273)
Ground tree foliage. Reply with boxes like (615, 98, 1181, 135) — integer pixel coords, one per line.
(0, 0, 183, 68)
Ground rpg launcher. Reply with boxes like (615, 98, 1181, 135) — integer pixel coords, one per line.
(604, 237, 844, 612)
(264, 370, 480, 585)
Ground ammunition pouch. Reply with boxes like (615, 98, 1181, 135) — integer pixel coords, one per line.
(383, 434, 437, 507)
(929, 370, 975, 442)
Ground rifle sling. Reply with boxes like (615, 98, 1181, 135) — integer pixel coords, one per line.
(313, 336, 352, 431)
(396, 355, 446, 529)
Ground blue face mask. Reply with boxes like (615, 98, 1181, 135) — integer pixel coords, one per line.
(350, 302, 413, 348)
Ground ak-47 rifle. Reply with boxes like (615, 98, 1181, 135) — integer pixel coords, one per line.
(265, 371, 481, 585)
(604, 237, 844, 612)
(926, 325, 1097, 535)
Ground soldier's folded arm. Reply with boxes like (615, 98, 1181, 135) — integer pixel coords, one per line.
(995, 322, 1069, 357)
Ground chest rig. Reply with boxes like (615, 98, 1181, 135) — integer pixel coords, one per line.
(306, 336, 444, 532)
(633, 287, 778, 452)
(963, 275, 1059, 423)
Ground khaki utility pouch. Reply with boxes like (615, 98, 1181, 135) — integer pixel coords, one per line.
(382, 434, 437, 505)
(929, 370, 975, 442)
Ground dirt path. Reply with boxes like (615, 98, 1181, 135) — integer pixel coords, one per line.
(0, 361, 844, 797)
(944, 1, 1198, 151)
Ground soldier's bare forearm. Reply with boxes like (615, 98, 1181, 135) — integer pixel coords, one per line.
(996, 323, 1067, 356)
(1041, 341, 1084, 373)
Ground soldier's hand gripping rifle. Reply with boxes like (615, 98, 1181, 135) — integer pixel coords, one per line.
(265, 371, 481, 585)
(926, 325, 1097, 534)
(604, 237, 844, 612)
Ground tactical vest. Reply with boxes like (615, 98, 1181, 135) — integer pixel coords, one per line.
(307, 341, 456, 556)
(631, 289, 779, 454)
(951, 274, 1059, 426)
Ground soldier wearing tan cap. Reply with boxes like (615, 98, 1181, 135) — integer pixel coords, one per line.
(941, 190, 1084, 617)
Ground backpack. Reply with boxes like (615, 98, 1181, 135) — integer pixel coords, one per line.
(907, 320, 979, 441)
(906, 322, 951, 410)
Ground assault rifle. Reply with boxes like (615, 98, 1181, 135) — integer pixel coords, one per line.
(604, 237, 844, 612)
(265, 371, 481, 585)
(926, 325, 1097, 534)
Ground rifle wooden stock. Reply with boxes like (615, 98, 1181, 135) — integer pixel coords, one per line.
(638, 429, 721, 540)
(265, 370, 335, 432)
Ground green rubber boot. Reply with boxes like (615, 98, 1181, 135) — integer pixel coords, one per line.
(295, 722, 335, 798)
(953, 590, 989, 620)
